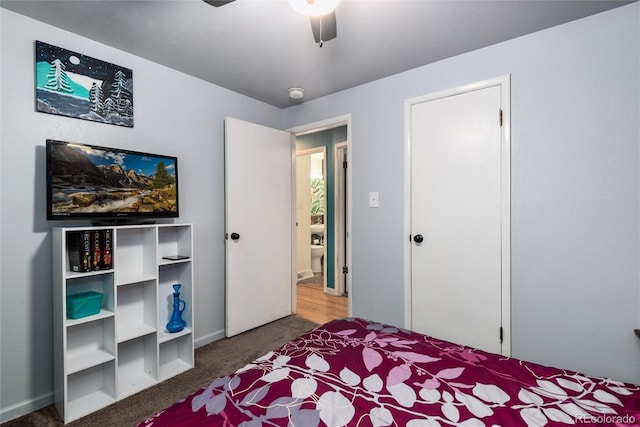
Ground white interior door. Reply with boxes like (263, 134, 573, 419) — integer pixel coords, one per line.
(225, 117, 294, 337)
(409, 80, 510, 355)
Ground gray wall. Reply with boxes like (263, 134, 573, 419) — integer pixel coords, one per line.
(0, 9, 281, 421)
(284, 3, 640, 384)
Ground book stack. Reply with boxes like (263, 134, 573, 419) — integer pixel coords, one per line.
(67, 229, 113, 272)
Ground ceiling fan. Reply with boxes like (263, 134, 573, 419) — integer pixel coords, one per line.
(202, 0, 337, 47)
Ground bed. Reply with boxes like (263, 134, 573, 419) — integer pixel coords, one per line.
(139, 318, 640, 426)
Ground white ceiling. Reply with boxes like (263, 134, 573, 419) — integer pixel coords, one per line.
(1, 0, 634, 108)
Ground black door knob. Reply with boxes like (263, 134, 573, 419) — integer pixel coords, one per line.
(230, 232, 240, 241)
(413, 234, 424, 243)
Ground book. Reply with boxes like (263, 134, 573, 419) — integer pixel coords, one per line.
(102, 229, 113, 269)
(81, 230, 92, 272)
(67, 232, 82, 272)
(91, 231, 101, 271)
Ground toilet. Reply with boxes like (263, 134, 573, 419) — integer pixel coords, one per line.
(310, 223, 325, 274)
(311, 245, 324, 273)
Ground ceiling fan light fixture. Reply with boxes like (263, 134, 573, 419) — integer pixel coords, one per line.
(289, 87, 305, 99)
(288, 0, 339, 17)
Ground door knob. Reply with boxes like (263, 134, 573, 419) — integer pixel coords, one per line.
(230, 232, 240, 241)
(413, 234, 424, 243)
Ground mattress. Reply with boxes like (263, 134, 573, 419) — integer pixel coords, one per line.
(139, 317, 640, 426)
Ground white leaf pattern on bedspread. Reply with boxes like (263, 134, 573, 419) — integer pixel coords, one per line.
(593, 389, 623, 406)
(387, 382, 417, 407)
(317, 391, 355, 427)
(472, 382, 510, 404)
(291, 377, 317, 399)
(138, 318, 640, 426)
(262, 367, 290, 383)
(307, 353, 331, 372)
(340, 367, 361, 386)
(363, 373, 383, 392)
(369, 406, 393, 426)
(455, 390, 493, 418)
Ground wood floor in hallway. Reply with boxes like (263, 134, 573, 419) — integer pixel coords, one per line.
(296, 284, 348, 325)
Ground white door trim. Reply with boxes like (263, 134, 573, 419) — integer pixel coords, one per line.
(334, 141, 348, 296)
(403, 75, 511, 355)
(287, 114, 352, 316)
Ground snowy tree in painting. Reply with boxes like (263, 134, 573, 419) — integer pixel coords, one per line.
(44, 59, 73, 94)
(103, 97, 115, 117)
(111, 70, 131, 116)
(89, 82, 104, 115)
(123, 99, 133, 119)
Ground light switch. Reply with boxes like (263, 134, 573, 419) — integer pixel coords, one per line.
(369, 191, 379, 208)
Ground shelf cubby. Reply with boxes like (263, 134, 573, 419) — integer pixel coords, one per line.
(65, 273, 115, 321)
(66, 317, 116, 374)
(114, 227, 157, 284)
(157, 224, 192, 261)
(117, 334, 158, 399)
(116, 280, 157, 343)
(159, 332, 194, 381)
(158, 262, 192, 334)
(66, 361, 116, 422)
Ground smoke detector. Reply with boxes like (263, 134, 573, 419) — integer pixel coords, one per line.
(289, 87, 304, 100)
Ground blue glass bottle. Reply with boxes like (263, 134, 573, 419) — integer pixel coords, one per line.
(166, 284, 187, 333)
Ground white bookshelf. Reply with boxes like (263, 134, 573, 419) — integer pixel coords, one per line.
(53, 224, 194, 423)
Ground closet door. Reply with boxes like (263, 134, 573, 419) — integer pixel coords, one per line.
(409, 79, 510, 355)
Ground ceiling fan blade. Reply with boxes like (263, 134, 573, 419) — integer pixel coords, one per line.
(310, 11, 337, 44)
(202, 0, 236, 7)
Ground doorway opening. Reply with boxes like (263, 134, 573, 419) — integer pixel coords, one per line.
(289, 116, 351, 324)
(295, 148, 327, 289)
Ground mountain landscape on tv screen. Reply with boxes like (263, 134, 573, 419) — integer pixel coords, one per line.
(50, 144, 177, 215)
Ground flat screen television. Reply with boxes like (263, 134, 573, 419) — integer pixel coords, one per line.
(46, 139, 179, 223)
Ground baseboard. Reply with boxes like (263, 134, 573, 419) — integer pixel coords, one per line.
(0, 391, 53, 423)
(0, 330, 226, 423)
(325, 286, 339, 296)
(296, 270, 314, 281)
(195, 328, 226, 348)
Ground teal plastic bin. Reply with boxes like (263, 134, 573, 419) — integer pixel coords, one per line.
(66, 291, 103, 319)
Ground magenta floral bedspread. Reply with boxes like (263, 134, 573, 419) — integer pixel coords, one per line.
(139, 318, 640, 426)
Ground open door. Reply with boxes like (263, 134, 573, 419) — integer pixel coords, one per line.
(225, 117, 294, 337)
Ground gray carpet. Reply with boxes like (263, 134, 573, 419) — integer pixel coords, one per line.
(2, 315, 318, 427)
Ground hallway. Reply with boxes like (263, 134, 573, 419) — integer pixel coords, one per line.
(296, 276, 348, 324)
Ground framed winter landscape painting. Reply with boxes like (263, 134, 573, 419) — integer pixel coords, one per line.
(35, 41, 133, 127)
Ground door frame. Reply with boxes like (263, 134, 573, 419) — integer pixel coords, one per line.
(288, 114, 352, 315)
(403, 75, 511, 355)
(334, 141, 348, 296)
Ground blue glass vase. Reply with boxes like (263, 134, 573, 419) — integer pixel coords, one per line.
(166, 284, 187, 333)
